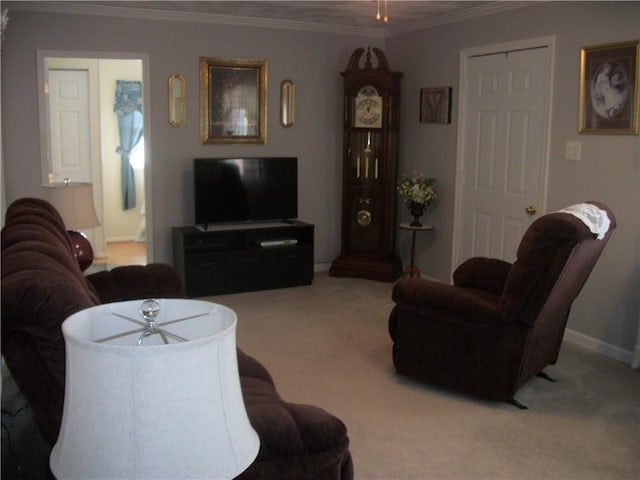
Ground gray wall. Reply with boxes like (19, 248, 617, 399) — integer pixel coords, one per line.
(1, 3, 638, 359)
(388, 1, 639, 356)
(1, 9, 383, 267)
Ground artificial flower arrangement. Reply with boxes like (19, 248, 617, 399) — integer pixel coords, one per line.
(397, 173, 437, 206)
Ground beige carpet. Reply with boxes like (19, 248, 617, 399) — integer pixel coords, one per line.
(2, 273, 637, 479)
(206, 272, 640, 480)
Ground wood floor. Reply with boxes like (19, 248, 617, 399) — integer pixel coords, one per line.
(94, 241, 147, 266)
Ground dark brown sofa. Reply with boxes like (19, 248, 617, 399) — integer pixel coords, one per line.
(389, 202, 616, 407)
(2, 197, 353, 479)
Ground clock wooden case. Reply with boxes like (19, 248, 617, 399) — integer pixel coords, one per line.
(330, 47, 403, 282)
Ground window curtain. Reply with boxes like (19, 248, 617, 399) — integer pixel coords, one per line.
(114, 80, 143, 210)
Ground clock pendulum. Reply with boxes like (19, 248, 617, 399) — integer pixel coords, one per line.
(357, 132, 375, 227)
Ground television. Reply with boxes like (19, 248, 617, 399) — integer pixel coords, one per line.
(194, 157, 298, 228)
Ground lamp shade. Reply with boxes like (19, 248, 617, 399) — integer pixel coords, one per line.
(43, 181, 101, 270)
(43, 181, 100, 230)
(50, 299, 260, 480)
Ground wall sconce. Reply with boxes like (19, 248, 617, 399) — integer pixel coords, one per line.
(168, 73, 186, 127)
(280, 79, 295, 127)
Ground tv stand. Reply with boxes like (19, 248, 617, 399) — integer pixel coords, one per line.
(173, 221, 314, 297)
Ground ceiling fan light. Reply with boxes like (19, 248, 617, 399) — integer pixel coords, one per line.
(375, 0, 389, 23)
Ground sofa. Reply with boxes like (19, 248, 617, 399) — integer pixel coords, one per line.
(389, 202, 616, 407)
(1, 197, 353, 479)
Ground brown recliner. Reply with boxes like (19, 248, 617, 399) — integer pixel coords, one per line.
(388, 201, 616, 407)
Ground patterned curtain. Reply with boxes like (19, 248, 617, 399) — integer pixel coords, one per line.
(114, 80, 143, 210)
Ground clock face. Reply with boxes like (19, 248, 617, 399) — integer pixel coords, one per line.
(355, 86, 382, 128)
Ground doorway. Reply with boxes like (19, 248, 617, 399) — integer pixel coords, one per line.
(37, 51, 152, 263)
(452, 37, 554, 269)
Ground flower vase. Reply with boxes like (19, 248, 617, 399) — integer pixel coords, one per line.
(409, 202, 425, 227)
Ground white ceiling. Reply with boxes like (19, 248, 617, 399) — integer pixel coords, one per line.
(4, 1, 534, 36)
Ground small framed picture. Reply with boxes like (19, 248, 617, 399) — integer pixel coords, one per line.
(579, 40, 639, 134)
(420, 87, 452, 124)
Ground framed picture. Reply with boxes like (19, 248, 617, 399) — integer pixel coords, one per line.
(420, 87, 452, 124)
(199, 57, 267, 144)
(579, 40, 639, 134)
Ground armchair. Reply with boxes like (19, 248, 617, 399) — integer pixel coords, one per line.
(388, 202, 616, 407)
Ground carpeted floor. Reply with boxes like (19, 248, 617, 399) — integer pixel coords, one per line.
(2, 272, 639, 479)
(206, 272, 640, 480)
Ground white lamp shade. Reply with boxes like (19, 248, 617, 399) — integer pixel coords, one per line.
(50, 299, 259, 479)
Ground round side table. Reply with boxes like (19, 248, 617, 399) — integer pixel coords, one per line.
(399, 223, 434, 279)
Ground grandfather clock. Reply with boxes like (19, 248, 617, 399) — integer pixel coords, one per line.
(330, 47, 403, 282)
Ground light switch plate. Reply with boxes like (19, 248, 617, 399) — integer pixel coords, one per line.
(565, 140, 582, 161)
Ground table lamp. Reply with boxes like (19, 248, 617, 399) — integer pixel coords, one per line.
(49, 298, 260, 479)
(43, 179, 100, 271)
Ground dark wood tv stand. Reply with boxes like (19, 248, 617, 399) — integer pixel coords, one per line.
(172, 221, 314, 297)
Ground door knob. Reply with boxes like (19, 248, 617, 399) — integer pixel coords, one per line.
(525, 205, 537, 215)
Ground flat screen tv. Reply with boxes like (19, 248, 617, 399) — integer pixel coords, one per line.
(194, 157, 298, 228)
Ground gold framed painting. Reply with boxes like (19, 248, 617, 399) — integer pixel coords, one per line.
(199, 57, 267, 144)
(579, 40, 639, 134)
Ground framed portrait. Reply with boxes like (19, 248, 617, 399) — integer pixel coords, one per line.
(199, 57, 267, 144)
(579, 40, 639, 134)
(420, 87, 452, 124)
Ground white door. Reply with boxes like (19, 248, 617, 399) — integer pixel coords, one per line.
(49, 69, 92, 183)
(48, 67, 101, 251)
(454, 44, 550, 266)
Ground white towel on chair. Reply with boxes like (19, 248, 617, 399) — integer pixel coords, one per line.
(557, 203, 611, 240)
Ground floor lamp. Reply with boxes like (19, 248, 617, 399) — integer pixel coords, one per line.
(43, 179, 100, 271)
(50, 298, 260, 479)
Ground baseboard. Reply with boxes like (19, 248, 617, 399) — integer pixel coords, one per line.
(314, 262, 331, 273)
(564, 328, 635, 366)
(632, 343, 640, 370)
(105, 235, 138, 243)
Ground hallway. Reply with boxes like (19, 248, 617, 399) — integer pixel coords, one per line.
(94, 241, 146, 266)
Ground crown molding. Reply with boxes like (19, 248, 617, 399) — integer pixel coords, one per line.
(385, 1, 543, 37)
(5, 2, 386, 38)
(6, 1, 540, 39)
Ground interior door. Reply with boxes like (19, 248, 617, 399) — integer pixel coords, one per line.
(49, 69, 92, 184)
(455, 45, 550, 266)
(48, 67, 102, 252)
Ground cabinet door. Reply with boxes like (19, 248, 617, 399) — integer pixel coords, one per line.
(272, 245, 314, 286)
(231, 250, 272, 292)
(185, 252, 231, 296)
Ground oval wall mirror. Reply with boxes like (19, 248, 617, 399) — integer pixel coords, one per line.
(168, 74, 186, 128)
(280, 79, 295, 127)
